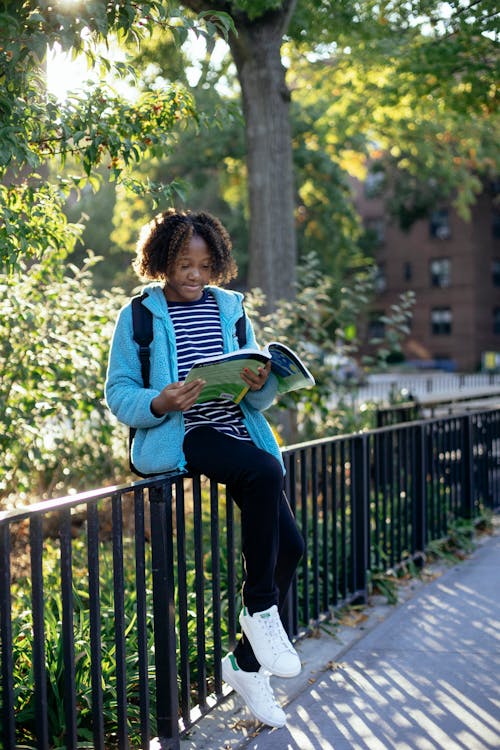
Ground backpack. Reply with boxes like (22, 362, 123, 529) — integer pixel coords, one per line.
(129, 292, 247, 477)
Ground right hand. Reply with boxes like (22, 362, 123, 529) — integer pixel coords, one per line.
(151, 379, 206, 416)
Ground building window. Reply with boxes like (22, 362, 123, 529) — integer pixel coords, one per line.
(403, 262, 412, 281)
(493, 259, 500, 286)
(364, 217, 385, 246)
(364, 170, 385, 198)
(430, 209, 451, 239)
(494, 308, 500, 335)
(431, 307, 452, 335)
(493, 214, 500, 239)
(430, 258, 451, 288)
(374, 263, 386, 292)
(368, 311, 386, 340)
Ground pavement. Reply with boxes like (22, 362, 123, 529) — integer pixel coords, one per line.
(183, 518, 500, 750)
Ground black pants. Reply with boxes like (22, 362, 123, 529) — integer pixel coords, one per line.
(183, 426, 304, 671)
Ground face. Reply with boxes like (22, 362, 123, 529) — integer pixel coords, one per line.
(164, 234, 213, 302)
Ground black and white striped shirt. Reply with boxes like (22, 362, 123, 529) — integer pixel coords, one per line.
(168, 289, 251, 441)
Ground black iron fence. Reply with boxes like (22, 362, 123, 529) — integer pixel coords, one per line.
(1, 408, 499, 749)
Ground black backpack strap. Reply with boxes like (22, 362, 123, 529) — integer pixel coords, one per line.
(129, 293, 154, 477)
(131, 293, 153, 388)
(235, 306, 247, 347)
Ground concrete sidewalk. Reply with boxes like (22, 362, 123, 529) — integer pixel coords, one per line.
(185, 521, 500, 750)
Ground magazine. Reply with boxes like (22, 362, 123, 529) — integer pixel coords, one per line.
(184, 342, 315, 404)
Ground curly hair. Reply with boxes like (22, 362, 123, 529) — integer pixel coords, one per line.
(133, 208, 238, 285)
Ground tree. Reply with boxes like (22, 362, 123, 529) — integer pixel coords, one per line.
(0, 1, 233, 271)
(177, 0, 498, 304)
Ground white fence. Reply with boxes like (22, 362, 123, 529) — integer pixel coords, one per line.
(354, 372, 500, 406)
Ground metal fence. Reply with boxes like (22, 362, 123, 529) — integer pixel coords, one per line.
(1, 408, 499, 749)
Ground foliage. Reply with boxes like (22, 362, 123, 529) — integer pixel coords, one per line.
(0, 0, 235, 270)
(0, 255, 127, 506)
(286, 1, 499, 224)
(244, 252, 414, 441)
(106, 40, 247, 292)
(425, 517, 478, 563)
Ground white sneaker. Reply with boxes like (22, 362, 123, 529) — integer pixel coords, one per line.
(239, 605, 301, 678)
(222, 653, 286, 728)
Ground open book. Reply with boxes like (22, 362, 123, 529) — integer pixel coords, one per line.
(184, 342, 315, 404)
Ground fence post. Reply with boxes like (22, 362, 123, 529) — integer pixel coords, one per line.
(461, 414, 475, 519)
(413, 424, 427, 561)
(351, 435, 369, 603)
(0, 523, 15, 750)
(150, 480, 180, 750)
(30, 515, 49, 749)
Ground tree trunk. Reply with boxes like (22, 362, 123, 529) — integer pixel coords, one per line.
(228, 12, 297, 305)
(180, 2, 297, 307)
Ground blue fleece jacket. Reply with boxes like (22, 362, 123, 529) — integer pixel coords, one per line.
(105, 284, 284, 476)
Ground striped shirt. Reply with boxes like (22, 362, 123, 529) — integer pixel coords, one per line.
(168, 289, 251, 441)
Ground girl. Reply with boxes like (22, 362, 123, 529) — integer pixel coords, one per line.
(105, 209, 304, 728)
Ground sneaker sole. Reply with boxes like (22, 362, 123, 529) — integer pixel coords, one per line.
(239, 618, 302, 678)
(222, 664, 286, 728)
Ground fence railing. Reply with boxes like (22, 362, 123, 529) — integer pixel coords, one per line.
(354, 371, 500, 406)
(1, 408, 499, 749)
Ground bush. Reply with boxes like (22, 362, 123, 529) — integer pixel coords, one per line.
(0, 253, 127, 506)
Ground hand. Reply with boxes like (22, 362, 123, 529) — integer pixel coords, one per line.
(241, 361, 271, 391)
(151, 379, 206, 415)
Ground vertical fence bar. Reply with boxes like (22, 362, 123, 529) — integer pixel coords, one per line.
(0, 523, 15, 750)
(192, 475, 207, 711)
(225, 486, 238, 648)
(330, 442, 338, 608)
(300, 450, 309, 625)
(60, 508, 77, 749)
(310, 447, 320, 622)
(133, 487, 151, 748)
(444, 421, 452, 526)
(427, 423, 436, 539)
(413, 423, 427, 557)
(175, 480, 191, 726)
(87, 504, 104, 750)
(320, 444, 329, 613)
(150, 481, 180, 749)
(339, 441, 348, 600)
(388, 430, 395, 567)
(381, 431, 388, 563)
(112, 494, 129, 749)
(372, 433, 381, 570)
(283, 450, 299, 638)
(485, 411, 495, 508)
(461, 415, 475, 519)
(474, 413, 485, 509)
(401, 427, 411, 554)
(30, 515, 49, 750)
(210, 480, 223, 694)
(351, 435, 369, 602)
(395, 429, 402, 562)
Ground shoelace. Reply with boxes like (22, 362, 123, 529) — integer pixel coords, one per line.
(253, 671, 281, 708)
(260, 614, 293, 654)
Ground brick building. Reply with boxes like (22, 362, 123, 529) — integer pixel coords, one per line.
(356, 180, 500, 372)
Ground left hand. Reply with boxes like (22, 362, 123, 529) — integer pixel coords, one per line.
(241, 361, 271, 391)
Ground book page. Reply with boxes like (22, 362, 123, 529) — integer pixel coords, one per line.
(185, 351, 270, 403)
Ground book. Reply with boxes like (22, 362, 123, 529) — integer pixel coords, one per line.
(184, 342, 315, 404)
